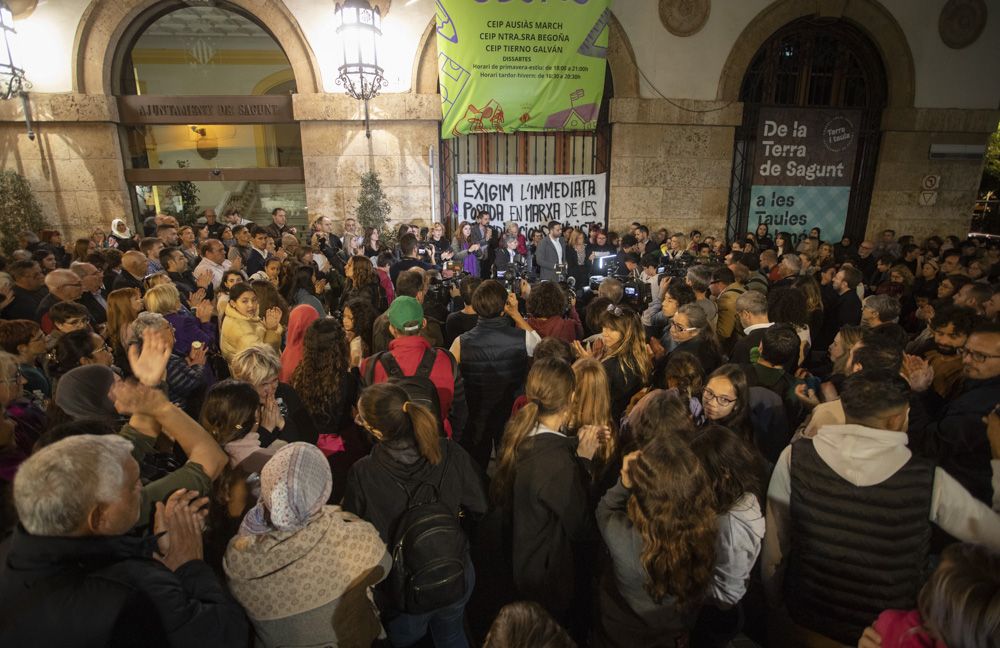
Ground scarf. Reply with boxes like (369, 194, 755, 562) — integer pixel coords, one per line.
(240, 442, 332, 535)
(225, 443, 385, 619)
(280, 305, 319, 383)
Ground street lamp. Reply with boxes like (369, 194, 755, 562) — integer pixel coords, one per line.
(0, 2, 32, 139)
(334, 0, 387, 138)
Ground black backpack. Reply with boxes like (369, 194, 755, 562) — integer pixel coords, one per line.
(363, 348, 446, 434)
(382, 448, 468, 613)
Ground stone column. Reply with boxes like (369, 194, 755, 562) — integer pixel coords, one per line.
(294, 93, 442, 229)
(608, 97, 743, 238)
(0, 94, 131, 240)
(866, 108, 1000, 241)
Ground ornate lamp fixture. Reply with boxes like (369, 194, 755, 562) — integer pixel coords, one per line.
(0, 2, 31, 139)
(334, 0, 387, 138)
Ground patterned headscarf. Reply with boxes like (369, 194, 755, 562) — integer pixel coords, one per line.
(240, 442, 332, 536)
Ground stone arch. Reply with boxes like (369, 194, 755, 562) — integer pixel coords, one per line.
(717, 0, 914, 107)
(411, 10, 640, 98)
(72, 0, 322, 96)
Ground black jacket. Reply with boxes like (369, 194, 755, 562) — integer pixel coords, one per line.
(0, 527, 248, 647)
(1, 285, 47, 321)
(343, 439, 488, 544)
(505, 432, 594, 616)
(112, 271, 144, 295)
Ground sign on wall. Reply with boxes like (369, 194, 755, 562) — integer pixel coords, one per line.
(457, 173, 607, 230)
(436, 0, 610, 139)
(749, 107, 862, 243)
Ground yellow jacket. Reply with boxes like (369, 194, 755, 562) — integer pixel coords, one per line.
(220, 303, 283, 362)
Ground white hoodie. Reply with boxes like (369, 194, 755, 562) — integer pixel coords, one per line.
(762, 423, 1000, 606)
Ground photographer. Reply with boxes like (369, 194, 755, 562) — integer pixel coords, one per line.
(389, 233, 434, 286)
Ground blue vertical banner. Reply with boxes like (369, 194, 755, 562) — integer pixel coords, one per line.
(749, 107, 862, 243)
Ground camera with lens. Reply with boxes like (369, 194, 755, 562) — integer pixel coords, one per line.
(496, 261, 528, 297)
(622, 279, 652, 310)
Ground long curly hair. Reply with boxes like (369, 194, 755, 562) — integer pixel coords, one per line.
(626, 433, 717, 609)
(344, 298, 378, 357)
(345, 254, 377, 288)
(291, 318, 350, 426)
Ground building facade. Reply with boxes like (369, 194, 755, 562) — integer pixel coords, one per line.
(2, 0, 998, 242)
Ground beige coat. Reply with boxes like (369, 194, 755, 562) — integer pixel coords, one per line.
(220, 303, 283, 362)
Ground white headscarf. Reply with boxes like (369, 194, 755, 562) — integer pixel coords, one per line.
(239, 442, 332, 535)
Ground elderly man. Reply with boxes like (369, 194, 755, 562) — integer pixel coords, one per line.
(113, 250, 148, 293)
(194, 238, 236, 289)
(202, 208, 225, 239)
(0, 383, 244, 646)
(35, 269, 85, 333)
(71, 261, 108, 325)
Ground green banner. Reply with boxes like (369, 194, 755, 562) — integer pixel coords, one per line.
(436, 0, 610, 139)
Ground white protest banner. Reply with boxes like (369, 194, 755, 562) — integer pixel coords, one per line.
(456, 173, 607, 230)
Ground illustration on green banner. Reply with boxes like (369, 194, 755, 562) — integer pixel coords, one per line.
(436, 0, 610, 139)
(749, 107, 862, 243)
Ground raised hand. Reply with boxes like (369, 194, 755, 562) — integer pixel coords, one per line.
(263, 306, 282, 330)
(127, 327, 172, 386)
(195, 271, 212, 289)
(902, 354, 934, 393)
(794, 382, 820, 409)
(189, 288, 206, 309)
(620, 450, 640, 489)
(195, 299, 214, 323)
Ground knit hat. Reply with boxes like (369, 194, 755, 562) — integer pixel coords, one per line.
(387, 296, 423, 332)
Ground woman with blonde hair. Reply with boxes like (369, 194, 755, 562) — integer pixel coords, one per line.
(492, 358, 601, 628)
(144, 283, 215, 357)
(594, 433, 718, 646)
(570, 357, 617, 489)
(343, 382, 487, 648)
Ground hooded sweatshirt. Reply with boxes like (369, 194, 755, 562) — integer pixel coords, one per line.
(762, 423, 1000, 606)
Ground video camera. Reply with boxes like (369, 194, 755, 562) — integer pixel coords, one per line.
(496, 261, 529, 298)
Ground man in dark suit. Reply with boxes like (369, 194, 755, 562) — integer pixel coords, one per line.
(730, 289, 774, 365)
(469, 210, 496, 277)
(535, 220, 566, 282)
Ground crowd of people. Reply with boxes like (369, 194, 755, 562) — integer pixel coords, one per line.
(0, 207, 997, 648)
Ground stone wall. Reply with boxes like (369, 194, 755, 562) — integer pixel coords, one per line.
(607, 98, 743, 238)
(866, 108, 999, 241)
(296, 93, 441, 230)
(0, 94, 129, 239)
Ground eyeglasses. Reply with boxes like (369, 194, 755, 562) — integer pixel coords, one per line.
(960, 348, 1000, 363)
(670, 321, 698, 333)
(92, 342, 112, 355)
(702, 387, 736, 407)
(0, 370, 23, 386)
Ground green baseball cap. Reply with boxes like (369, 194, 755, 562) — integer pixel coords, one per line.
(387, 296, 424, 332)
